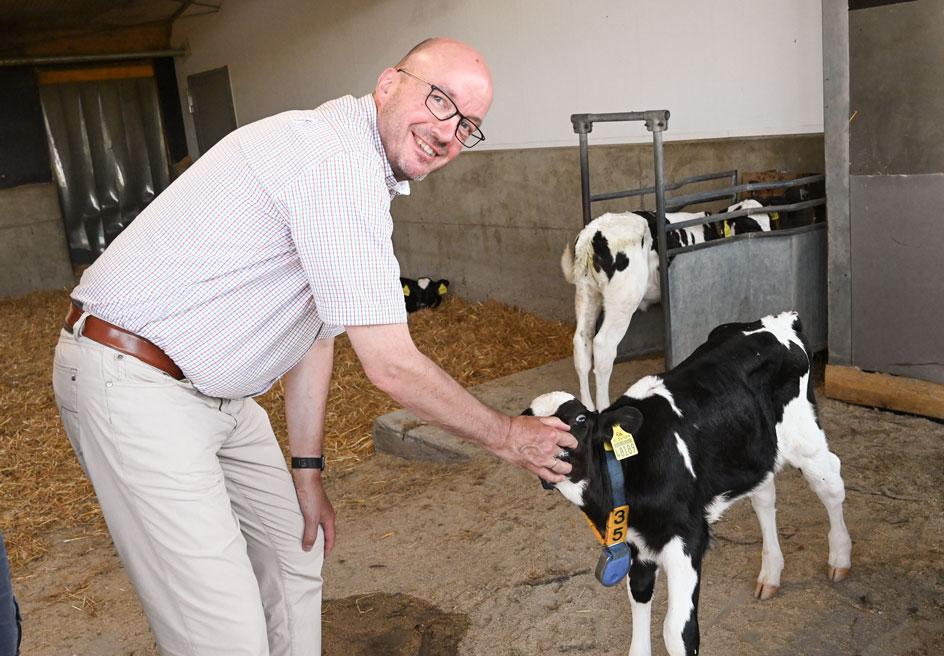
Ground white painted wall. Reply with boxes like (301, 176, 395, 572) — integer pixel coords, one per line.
(172, 0, 823, 156)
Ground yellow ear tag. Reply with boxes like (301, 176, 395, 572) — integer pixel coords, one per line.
(438, 283, 447, 295)
(610, 424, 638, 460)
(770, 211, 780, 222)
(402, 285, 410, 296)
(723, 220, 732, 238)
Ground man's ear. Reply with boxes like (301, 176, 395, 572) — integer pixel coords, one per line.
(597, 404, 644, 438)
(375, 67, 399, 102)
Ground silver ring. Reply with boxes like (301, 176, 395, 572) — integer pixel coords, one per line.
(555, 450, 568, 460)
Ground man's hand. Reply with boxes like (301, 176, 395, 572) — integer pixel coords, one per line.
(485, 414, 577, 483)
(346, 323, 579, 484)
(291, 469, 336, 557)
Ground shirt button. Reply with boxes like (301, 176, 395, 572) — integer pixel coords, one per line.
(106, 382, 113, 388)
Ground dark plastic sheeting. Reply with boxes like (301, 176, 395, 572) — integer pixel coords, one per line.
(40, 76, 170, 263)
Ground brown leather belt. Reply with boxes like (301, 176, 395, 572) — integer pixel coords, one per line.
(64, 302, 184, 380)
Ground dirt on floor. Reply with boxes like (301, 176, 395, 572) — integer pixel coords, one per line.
(12, 379, 944, 655)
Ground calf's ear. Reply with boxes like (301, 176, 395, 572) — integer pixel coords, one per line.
(597, 405, 644, 439)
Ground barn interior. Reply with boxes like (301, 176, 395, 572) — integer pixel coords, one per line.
(0, 1, 942, 654)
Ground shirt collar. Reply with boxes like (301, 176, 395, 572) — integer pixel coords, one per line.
(361, 94, 411, 198)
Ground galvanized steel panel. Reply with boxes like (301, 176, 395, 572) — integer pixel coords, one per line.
(666, 226, 828, 367)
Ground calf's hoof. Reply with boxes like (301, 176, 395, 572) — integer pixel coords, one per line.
(828, 566, 850, 582)
(754, 581, 780, 600)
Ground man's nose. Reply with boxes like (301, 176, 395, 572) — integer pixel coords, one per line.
(430, 116, 457, 146)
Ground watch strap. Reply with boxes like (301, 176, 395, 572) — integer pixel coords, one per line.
(291, 456, 325, 470)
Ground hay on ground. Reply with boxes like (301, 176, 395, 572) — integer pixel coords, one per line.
(0, 290, 574, 568)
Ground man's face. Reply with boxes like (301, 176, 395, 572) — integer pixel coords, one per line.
(375, 56, 492, 181)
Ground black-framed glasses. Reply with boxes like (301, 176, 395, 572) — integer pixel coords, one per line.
(396, 68, 485, 148)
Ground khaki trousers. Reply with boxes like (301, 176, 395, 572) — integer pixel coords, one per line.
(52, 316, 323, 655)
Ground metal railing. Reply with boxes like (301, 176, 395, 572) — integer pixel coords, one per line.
(571, 111, 826, 366)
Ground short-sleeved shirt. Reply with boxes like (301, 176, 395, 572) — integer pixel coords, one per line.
(73, 94, 410, 399)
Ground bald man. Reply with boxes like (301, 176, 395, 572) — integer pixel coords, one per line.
(52, 37, 576, 654)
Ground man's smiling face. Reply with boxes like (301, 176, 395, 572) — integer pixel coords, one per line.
(374, 39, 492, 182)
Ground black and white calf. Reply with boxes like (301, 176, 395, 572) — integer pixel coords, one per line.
(526, 312, 851, 656)
(400, 276, 449, 313)
(561, 211, 713, 410)
(561, 202, 774, 411)
(722, 198, 773, 236)
(561, 211, 653, 410)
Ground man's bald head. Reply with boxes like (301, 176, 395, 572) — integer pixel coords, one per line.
(374, 37, 493, 181)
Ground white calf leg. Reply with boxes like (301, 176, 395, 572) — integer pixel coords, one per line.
(797, 447, 852, 580)
(660, 537, 700, 656)
(778, 392, 852, 581)
(573, 282, 601, 410)
(591, 303, 634, 410)
(629, 598, 653, 656)
(627, 560, 658, 656)
(749, 474, 784, 599)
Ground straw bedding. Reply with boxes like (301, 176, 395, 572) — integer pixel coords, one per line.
(0, 290, 574, 568)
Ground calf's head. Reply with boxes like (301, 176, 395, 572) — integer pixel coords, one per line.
(524, 391, 643, 537)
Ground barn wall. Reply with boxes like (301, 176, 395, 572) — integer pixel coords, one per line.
(845, 0, 944, 385)
(392, 134, 824, 321)
(169, 0, 825, 319)
(0, 183, 74, 298)
(170, 0, 824, 153)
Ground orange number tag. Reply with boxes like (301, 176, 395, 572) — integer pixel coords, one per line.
(605, 505, 629, 546)
(585, 515, 605, 545)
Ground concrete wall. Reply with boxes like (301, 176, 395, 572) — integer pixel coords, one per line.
(850, 174, 944, 385)
(167, 0, 826, 326)
(843, 0, 944, 385)
(0, 183, 74, 298)
(849, 0, 944, 175)
(393, 134, 824, 321)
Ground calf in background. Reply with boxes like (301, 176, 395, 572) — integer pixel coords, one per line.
(721, 198, 773, 236)
(400, 277, 449, 313)
(526, 311, 851, 656)
(561, 201, 774, 410)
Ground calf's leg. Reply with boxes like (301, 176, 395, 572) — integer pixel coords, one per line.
(660, 537, 702, 656)
(592, 300, 635, 410)
(627, 554, 657, 656)
(796, 445, 852, 581)
(779, 405, 852, 581)
(573, 282, 601, 410)
(749, 474, 785, 599)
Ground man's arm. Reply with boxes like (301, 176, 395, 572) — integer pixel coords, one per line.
(282, 337, 336, 556)
(346, 323, 577, 482)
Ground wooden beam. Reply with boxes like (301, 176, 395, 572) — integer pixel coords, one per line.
(825, 364, 944, 420)
(37, 64, 154, 85)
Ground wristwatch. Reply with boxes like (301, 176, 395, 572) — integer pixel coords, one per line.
(291, 456, 325, 470)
